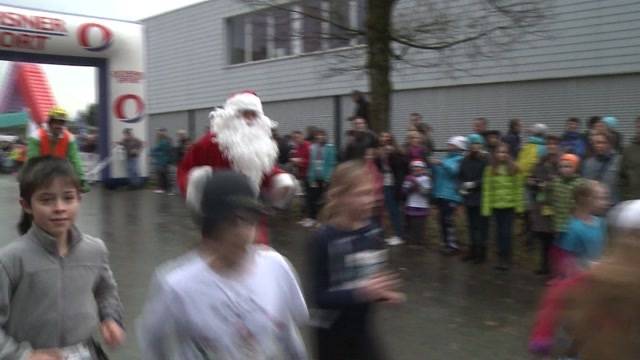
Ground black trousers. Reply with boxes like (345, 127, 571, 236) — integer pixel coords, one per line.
(466, 206, 488, 250)
(307, 180, 326, 220)
(406, 215, 427, 246)
(493, 208, 515, 262)
(537, 232, 554, 272)
(316, 323, 384, 360)
(156, 165, 170, 192)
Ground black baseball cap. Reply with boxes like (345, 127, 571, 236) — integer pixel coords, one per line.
(200, 171, 269, 222)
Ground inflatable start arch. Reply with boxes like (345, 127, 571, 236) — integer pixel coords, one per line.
(0, 5, 147, 184)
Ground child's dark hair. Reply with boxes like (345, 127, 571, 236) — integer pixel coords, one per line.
(17, 156, 81, 235)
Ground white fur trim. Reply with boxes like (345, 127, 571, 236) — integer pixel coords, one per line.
(267, 173, 296, 209)
(224, 92, 263, 114)
(609, 200, 640, 230)
(185, 166, 213, 216)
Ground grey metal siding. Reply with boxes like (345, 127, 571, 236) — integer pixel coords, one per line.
(144, 0, 640, 115)
(263, 97, 335, 141)
(390, 74, 640, 149)
(147, 111, 189, 146)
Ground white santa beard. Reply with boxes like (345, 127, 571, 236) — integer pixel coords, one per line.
(212, 110, 278, 189)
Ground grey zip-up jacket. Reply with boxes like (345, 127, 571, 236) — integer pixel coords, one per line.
(0, 225, 123, 359)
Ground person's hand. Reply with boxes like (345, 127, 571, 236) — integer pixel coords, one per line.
(379, 290, 406, 304)
(101, 319, 126, 348)
(356, 272, 401, 302)
(28, 350, 62, 360)
(462, 181, 475, 190)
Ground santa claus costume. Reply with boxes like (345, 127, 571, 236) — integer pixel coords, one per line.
(177, 91, 295, 244)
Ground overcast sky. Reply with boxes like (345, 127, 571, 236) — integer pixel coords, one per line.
(1, 0, 205, 117)
(1, 0, 206, 21)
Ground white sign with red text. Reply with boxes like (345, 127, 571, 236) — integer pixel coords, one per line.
(0, 5, 147, 179)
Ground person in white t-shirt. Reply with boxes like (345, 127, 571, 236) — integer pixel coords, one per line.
(137, 169, 309, 360)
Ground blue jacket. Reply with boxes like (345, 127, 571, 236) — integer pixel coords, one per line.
(432, 152, 464, 203)
(307, 143, 337, 182)
(560, 131, 586, 158)
(151, 138, 174, 167)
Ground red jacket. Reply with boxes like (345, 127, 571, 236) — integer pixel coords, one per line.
(292, 141, 311, 179)
(177, 132, 283, 244)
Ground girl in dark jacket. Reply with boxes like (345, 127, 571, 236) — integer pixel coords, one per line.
(459, 134, 489, 263)
(376, 132, 409, 245)
(528, 135, 561, 275)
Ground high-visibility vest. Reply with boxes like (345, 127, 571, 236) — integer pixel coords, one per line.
(39, 128, 71, 158)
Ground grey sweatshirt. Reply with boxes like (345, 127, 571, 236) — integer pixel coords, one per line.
(0, 225, 123, 359)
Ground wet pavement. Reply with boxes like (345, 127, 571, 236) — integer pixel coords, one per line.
(0, 175, 546, 359)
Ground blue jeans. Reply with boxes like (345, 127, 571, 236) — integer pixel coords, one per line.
(383, 186, 403, 238)
(494, 208, 515, 262)
(126, 157, 142, 188)
(437, 199, 458, 249)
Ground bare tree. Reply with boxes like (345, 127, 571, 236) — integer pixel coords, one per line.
(245, 0, 552, 132)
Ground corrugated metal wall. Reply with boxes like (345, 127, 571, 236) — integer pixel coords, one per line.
(262, 97, 335, 141)
(149, 73, 640, 152)
(390, 73, 640, 149)
(146, 111, 188, 147)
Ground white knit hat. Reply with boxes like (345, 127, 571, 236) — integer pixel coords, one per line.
(447, 136, 468, 151)
(224, 91, 263, 114)
(532, 123, 548, 136)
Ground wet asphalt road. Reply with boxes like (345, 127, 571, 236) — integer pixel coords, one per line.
(0, 175, 545, 359)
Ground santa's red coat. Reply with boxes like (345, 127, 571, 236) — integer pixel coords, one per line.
(177, 132, 282, 244)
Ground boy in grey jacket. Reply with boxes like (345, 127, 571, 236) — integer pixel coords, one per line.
(0, 157, 124, 360)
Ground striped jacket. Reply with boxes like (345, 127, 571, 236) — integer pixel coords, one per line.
(550, 175, 584, 232)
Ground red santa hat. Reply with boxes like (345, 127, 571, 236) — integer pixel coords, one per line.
(224, 90, 263, 114)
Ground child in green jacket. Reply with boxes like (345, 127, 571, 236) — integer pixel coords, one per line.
(482, 143, 524, 271)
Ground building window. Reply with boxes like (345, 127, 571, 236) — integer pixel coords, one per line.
(226, 0, 367, 65)
(273, 8, 292, 57)
(228, 16, 246, 64)
(251, 12, 268, 61)
(302, 0, 322, 53)
(328, 0, 351, 49)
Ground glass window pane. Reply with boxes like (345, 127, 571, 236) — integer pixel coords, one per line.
(357, 0, 367, 45)
(329, 0, 350, 49)
(303, 0, 322, 53)
(228, 16, 246, 64)
(252, 13, 268, 61)
(273, 8, 291, 57)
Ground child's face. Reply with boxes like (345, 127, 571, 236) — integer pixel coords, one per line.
(592, 185, 610, 215)
(559, 160, 576, 177)
(341, 178, 376, 222)
(470, 143, 483, 153)
(547, 141, 559, 155)
(215, 211, 258, 266)
(496, 147, 509, 162)
(487, 135, 499, 146)
(411, 166, 425, 175)
(22, 178, 80, 239)
(409, 133, 422, 146)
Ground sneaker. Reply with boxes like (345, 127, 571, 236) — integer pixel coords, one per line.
(298, 218, 315, 227)
(440, 247, 459, 256)
(385, 236, 404, 246)
(153, 189, 165, 194)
